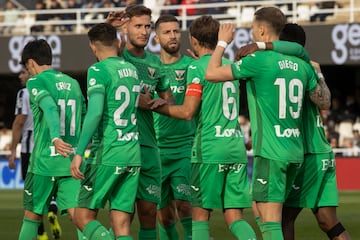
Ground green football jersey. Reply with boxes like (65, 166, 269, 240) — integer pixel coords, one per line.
(231, 51, 318, 162)
(122, 48, 169, 148)
(154, 55, 195, 153)
(27, 69, 86, 176)
(302, 95, 332, 154)
(189, 54, 247, 164)
(86, 56, 141, 166)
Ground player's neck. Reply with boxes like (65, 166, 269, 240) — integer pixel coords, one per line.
(160, 50, 181, 64)
(97, 50, 118, 61)
(126, 43, 145, 58)
(196, 48, 213, 58)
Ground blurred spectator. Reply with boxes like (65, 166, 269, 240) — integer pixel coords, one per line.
(161, 0, 180, 16)
(341, 137, 360, 157)
(353, 129, 360, 148)
(238, 115, 251, 151)
(63, 0, 82, 32)
(48, 0, 64, 31)
(0, 121, 11, 153)
(326, 95, 344, 128)
(2, 0, 19, 34)
(31, 0, 47, 33)
(310, 1, 335, 22)
(198, 0, 226, 15)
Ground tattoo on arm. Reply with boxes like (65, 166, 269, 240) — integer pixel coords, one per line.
(309, 77, 331, 110)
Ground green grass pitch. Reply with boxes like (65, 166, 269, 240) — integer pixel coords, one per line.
(0, 190, 359, 239)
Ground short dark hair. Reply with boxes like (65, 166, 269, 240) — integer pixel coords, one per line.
(280, 23, 306, 47)
(125, 4, 152, 19)
(254, 7, 286, 36)
(21, 39, 52, 66)
(155, 14, 179, 31)
(88, 23, 117, 47)
(189, 16, 219, 50)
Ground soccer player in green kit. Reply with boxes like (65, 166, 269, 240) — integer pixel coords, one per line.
(153, 14, 194, 240)
(205, 7, 331, 240)
(234, 23, 351, 240)
(18, 39, 86, 240)
(148, 15, 256, 240)
(70, 23, 142, 240)
(277, 23, 352, 240)
(107, 5, 175, 240)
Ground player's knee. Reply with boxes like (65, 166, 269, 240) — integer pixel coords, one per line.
(176, 201, 192, 217)
(326, 222, 346, 240)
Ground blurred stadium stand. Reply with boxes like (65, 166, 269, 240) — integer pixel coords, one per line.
(0, 0, 359, 34)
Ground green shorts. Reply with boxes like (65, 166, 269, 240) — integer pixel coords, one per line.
(137, 146, 161, 204)
(285, 152, 338, 209)
(78, 164, 140, 213)
(252, 157, 301, 203)
(191, 163, 251, 209)
(158, 150, 191, 209)
(23, 173, 80, 215)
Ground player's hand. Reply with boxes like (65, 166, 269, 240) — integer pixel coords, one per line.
(106, 11, 129, 30)
(70, 154, 84, 180)
(218, 23, 235, 44)
(148, 98, 167, 110)
(235, 43, 259, 61)
(118, 31, 126, 56)
(138, 86, 152, 110)
(53, 138, 73, 158)
(8, 151, 16, 169)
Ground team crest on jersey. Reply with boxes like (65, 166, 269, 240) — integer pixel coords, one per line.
(31, 88, 38, 96)
(175, 70, 186, 81)
(147, 67, 156, 79)
(192, 77, 200, 84)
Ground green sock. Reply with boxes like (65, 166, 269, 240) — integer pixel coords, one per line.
(158, 222, 179, 240)
(180, 217, 192, 239)
(229, 219, 256, 240)
(83, 220, 112, 240)
(116, 236, 133, 240)
(138, 227, 156, 240)
(255, 216, 261, 228)
(77, 228, 87, 240)
(260, 222, 284, 240)
(18, 217, 41, 240)
(192, 221, 210, 240)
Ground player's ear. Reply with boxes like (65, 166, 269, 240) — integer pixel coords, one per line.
(154, 33, 159, 44)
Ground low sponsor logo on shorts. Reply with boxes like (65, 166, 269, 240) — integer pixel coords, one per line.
(292, 184, 300, 190)
(176, 184, 190, 196)
(83, 185, 93, 191)
(256, 178, 268, 185)
(191, 185, 200, 192)
(24, 190, 32, 196)
(146, 185, 161, 198)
